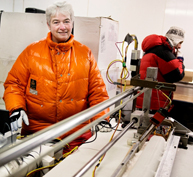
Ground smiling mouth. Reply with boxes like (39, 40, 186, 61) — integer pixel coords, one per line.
(59, 32, 67, 35)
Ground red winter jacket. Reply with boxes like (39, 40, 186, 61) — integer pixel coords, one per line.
(136, 34, 184, 110)
(4, 32, 109, 138)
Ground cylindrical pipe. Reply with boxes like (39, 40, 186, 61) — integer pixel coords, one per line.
(0, 86, 143, 167)
(139, 124, 156, 142)
(124, 136, 166, 177)
(111, 142, 140, 177)
(111, 126, 162, 177)
(10, 88, 148, 177)
(73, 119, 137, 177)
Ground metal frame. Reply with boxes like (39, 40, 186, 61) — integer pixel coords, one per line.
(0, 86, 149, 177)
(130, 74, 176, 92)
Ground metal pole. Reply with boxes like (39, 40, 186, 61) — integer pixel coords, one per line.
(9, 87, 148, 177)
(111, 142, 140, 177)
(0, 86, 142, 167)
(73, 119, 137, 177)
(111, 124, 156, 177)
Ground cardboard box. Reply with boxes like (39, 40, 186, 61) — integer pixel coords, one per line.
(0, 13, 119, 108)
(0, 12, 50, 108)
(0, 13, 119, 72)
(74, 16, 119, 70)
(0, 12, 49, 62)
(100, 67, 119, 110)
(74, 16, 119, 102)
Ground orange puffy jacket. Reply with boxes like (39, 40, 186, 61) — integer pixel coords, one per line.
(3, 32, 109, 138)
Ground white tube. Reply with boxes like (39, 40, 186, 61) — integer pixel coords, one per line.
(125, 136, 166, 177)
(0, 145, 54, 177)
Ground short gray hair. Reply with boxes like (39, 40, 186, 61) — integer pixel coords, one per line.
(46, 1, 74, 26)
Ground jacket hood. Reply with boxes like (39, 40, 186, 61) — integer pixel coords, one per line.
(142, 34, 173, 52)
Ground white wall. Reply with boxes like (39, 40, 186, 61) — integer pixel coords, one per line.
(0, 0, 192, 109)
(0, 0, 192, 65)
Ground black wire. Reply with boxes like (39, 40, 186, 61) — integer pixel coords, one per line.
(83, 126, 98, 144)
(109, 117, 131, 131)
(30, 149, 42, 169)
(5, 122, 11, 131)
(15, 157, 24, 166)
(25, 153, 42, 177)
(31, 150, 40, 155)
(98, 124, 111, 130)
(98, 120, 123, 132)
(26, 153, 39, 169)
(40, 162, 45, 176)
(110, 122, 122, 131)
(112, 127, 122, 131)
(64, 126, 99, 146)
(111, 123, 119, 129)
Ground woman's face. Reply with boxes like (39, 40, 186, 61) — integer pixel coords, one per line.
(48, 12, 73, 43)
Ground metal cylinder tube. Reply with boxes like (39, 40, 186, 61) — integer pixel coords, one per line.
(0, 86, 143, 167)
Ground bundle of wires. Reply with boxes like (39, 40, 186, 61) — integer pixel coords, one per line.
(106, 33, 138, 92)
(153, 90, 173, 140)
(92, 34, 137, 177)
(25, 141, 78, 177)
(106, 40, 130, 90)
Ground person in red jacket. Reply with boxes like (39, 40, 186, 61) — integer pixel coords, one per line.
(3, 1, 109, 152)
(136, 26, 185, 111)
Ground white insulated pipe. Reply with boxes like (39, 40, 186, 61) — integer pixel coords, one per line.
(123, 136, 166, 177)
(0, 146, 48, 177)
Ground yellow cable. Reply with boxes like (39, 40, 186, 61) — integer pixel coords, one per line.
(160, 90, 172, 109)
(16, 135, 25, 139)
(26, 162, 60, 177)
(63, 146, 78, 158)
(106, 59, 129, 85)
(106, 59, 122, 83)
(27, 146, 78, 176)
(131, 35, 138, 50)
(94, 39, 132, 177)
(92, 100, 123, 177)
